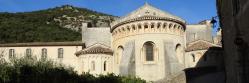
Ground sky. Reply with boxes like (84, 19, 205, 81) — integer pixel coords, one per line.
(0, 0, 219, 32)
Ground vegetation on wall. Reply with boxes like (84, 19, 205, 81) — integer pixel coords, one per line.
(0, 5, 117, 43)
(0, 56, 145, 83)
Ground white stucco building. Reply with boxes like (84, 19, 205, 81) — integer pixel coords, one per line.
(0, 3, 222, 82)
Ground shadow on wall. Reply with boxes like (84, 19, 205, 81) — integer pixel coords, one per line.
(184, 47, 225, 83)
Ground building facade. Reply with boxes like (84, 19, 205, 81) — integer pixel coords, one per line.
(0, 3, 222, 82)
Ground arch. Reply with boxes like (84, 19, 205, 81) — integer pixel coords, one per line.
(132, 24, 136, 30)
(178, 26, 181, 30)
(169, 23, 173, 29)
(122, 27, 125, 31)
(173, 24, 178, 33)
(163, 23, 167, 28)
(118, 29, 121, 33)
(126, 26, 130, 31)
(116, 46, 124, 64)
(175, 44, 184, 64)
(138, 24, 142, 29)
(103, 61, 107, 71)
(157, 22, 161, 28)
(151, 22, 155, 28)
(173, 24, 177, 29)
(143, 41, 155, 61)
(144, 23, 149, 29)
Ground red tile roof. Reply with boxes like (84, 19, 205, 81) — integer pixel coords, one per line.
(186, 40, 221, 52)
(75, 43, 113, 56)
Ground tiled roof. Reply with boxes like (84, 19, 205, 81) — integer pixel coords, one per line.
(185, 40, 221, 52)
(75, 43, 113, 56)
(0, 41, 84, 47)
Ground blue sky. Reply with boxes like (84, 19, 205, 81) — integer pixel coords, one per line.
(0, 0, 219, 33)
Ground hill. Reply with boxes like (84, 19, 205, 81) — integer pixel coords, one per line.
(0, 5, 118, 43)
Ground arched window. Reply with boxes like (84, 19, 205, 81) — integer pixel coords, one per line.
(157, 23, 161, 28)
(41, 48, 47, 58)
(91, 61, 95, 71)
(151, 23, 155, 28)
(103, 61, 107, 71)
(127, 26, 130, 31)
(26, 48, 32, 57)
(192, 54, 195, 62)
(9, 49, 15, 58)
(122, 27, 125, 31)
(163, 23, 167, 28)
(132, 25, 136, 30)
(144, 23, 148, 28)
(58, 48, 63, 58)
(116, 46, 123, 64)
(176, 44, 184, 64)
(144, 41, 155, 61)
(138, 24, 142, 29)
(169, 23, 173, 29)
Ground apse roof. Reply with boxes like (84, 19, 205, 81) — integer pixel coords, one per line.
(111, 3, 185, 25)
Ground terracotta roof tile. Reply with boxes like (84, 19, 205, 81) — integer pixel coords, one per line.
(75, 43, 113, 56)
(186, 40, 220, 52)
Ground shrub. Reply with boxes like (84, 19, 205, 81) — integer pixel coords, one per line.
(0, 56, 145, 83)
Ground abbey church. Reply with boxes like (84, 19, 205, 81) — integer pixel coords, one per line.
(0, 3, 222, 82)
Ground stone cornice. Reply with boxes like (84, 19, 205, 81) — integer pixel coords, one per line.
(111, 15, 186, 32)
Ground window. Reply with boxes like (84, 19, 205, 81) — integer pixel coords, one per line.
(169, 24, 172, 29)
(144, 24, 148, 28)
(104, 61, 107, 71)
(144, 41, 154, 61)
(91, 61, 95, 71)
(9, 49, 15, 58)
(151, 23, 155, 28)
(132, 25, 136, 30)
(163, 23, 167, 28)
(157, 23, 161, 28)
(41, 48, 47, 58)
(58, 48, 63, 58)
(138, 24, 142, 29)
(192, 54, 195, 62)
(26, 48, 32, 57)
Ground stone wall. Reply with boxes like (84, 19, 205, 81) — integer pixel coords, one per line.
(186, 22, 213, 43)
